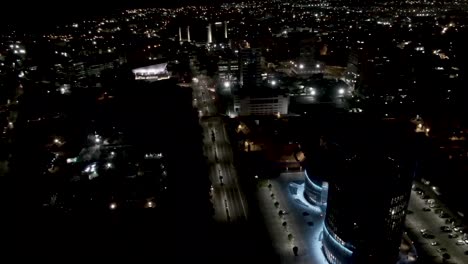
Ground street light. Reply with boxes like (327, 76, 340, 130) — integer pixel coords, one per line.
(224, 81, 230, 88)
(109, 202, 117, 210)
(338, 88, 345, 95)
(299, 64, 304, 69)
(271, 80, 277, 86)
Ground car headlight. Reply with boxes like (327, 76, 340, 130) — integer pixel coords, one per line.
(309, 87, 316, 96)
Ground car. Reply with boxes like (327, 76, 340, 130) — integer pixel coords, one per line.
(429, 204, 438, 208)
(449, 233, 459, 239)
(420, 229, 428, 233)
(431, 241, 439, 246)
(417, 191, 424, 196)
(437, 248, 447, 253)
(465, 239, 468, 244)
(423, 207, 431, 212)
(456, 240, 465, 245)
(453, 226, 462, 232)
(446, 218, 456, 225)
(442, 253, 451, 260)
(422, 233, 435, 239)
(441, 226, 452, 232)
(440, 212, 450, 218)
(426, 199, 435, 204)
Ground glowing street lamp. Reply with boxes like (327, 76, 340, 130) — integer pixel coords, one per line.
(299, 64, 304, 69)
(338, 88, 345, 95)
(224, 81, 231, 88)
(109, 202, 117, 210)
(271, 80, 277, 86)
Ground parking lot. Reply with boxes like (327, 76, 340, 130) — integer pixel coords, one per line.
(405, 182, 468, 263)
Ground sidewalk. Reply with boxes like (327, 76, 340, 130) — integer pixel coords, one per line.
(257, 172, 327, 264)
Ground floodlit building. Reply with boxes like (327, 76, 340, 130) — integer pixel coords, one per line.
(236, 91, 289, 116)
(132, 63, 170, 81)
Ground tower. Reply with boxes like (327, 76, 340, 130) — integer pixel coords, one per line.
(187, 26, 191, 42)
(179, 27, 182, 42)
(224, 21, 228, 39)
(207, 24, 212, 44)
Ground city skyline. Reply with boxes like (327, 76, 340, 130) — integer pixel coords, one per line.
(3, 0, 468, 263)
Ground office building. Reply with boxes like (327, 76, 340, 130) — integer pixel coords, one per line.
(239, 48, 262, 89)
(321, 120, 414, 264)
(236, 92, 289, 116)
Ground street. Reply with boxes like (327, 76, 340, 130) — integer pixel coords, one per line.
(192, 75, 248, 223)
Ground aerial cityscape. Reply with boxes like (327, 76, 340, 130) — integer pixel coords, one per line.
(3, 0, 468, 263)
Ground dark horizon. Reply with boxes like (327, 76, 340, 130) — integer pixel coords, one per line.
(1, 0, 236, 32)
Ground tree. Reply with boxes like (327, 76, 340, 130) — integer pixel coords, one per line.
(293, 246, 298, 256)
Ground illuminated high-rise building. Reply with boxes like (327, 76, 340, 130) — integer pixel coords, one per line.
(321, 119, 414, 264)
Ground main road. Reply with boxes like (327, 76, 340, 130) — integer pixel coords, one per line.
(192, 75, 248, 223)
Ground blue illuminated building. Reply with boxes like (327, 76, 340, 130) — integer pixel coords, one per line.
(315, 118, 415, 264)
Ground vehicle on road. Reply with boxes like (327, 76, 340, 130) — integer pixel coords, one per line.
(429, 204, 438, 208)
(420, 229, 428, 233)
(431, 241, 439, 246)
(422, 233, 435, 239)
(440, 212, 450, 218)
(456, 240, 465, 245)
(449, 233, 460, 239)
(441, 226, 452, 232)
(446, 218, 456, 225)
(423, 207, 431, 212)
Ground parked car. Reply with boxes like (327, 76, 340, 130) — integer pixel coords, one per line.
(441, 226, 452, 232)
(423, 233, 435, 239)
(449, 233, 460, 239)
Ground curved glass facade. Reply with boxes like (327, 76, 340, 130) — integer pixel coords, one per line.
(304, 169, 328, 206)
(322, 224, 354, 264)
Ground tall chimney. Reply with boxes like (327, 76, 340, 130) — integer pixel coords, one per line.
(187, 26, 191, 42)
(179, 27, 182, 42)
(207, 24, 212, 44)
(224, 21, 228, 39)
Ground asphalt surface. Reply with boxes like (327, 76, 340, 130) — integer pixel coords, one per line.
(406, 182, 468, 264)
(193, 75, 248, 223)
